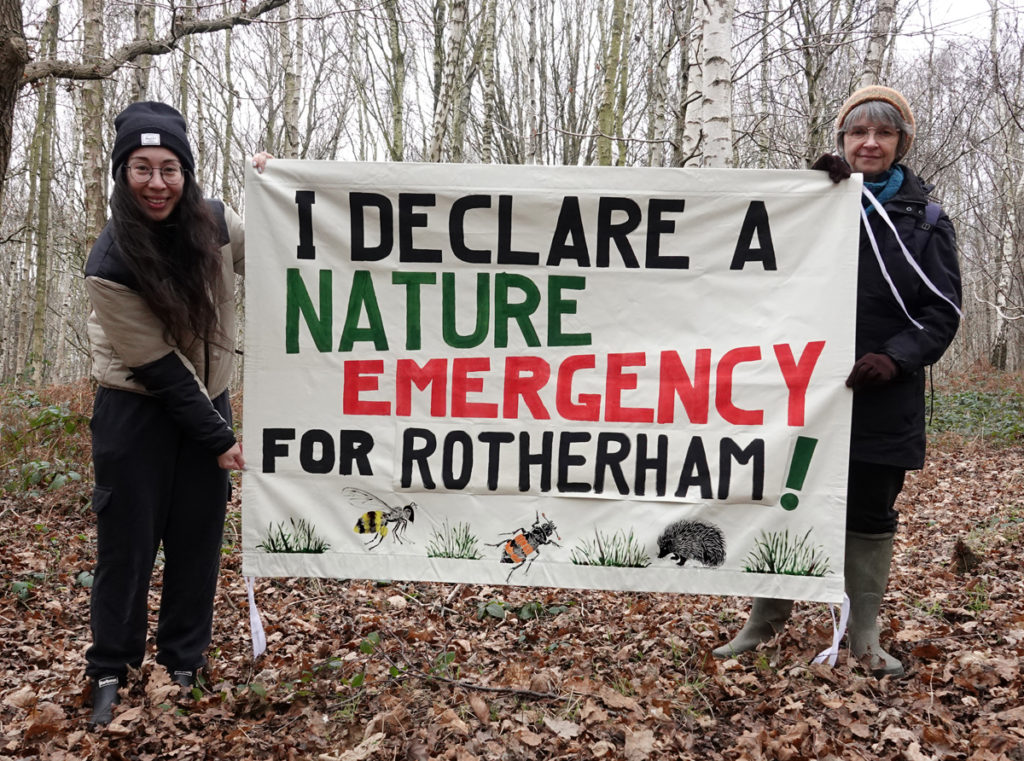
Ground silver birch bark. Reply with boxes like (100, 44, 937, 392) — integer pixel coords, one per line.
(28, 0, 58, 385)
(986, 0, 1022, 369)
(480, 0, 497, 163)
(281, 2, 302, 159)
(857, 0, 895, 89)
(385, 0, 407, 161)
(81, 0, 105, 244)
(527, 0, 538, 164)
(429, 0, 467, 162)
(681, 0, 703, 162)
(179, 0, 195, 117)
(221, 28, 235, 206)
(131, 0, 155, 99)
(597, 0, 626, 166)
(700, 0, 734, 168)
(613, 0, 633, 166)
(670, 0, 695, 166)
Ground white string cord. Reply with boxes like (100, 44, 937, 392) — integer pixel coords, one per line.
(860, 187, 963, 329)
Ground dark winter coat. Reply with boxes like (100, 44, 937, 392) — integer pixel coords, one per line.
(851, 165, 961, 469)
(84, 200, 245, 456)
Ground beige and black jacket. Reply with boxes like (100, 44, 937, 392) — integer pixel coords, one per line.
(84, 200, 245, 455)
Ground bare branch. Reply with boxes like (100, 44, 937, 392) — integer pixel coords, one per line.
(21, 0, 290, 85)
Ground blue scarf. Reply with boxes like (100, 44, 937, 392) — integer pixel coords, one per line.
(862, 165, 904, 216)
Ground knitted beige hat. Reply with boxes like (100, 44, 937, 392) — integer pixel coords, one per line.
(836, 85, 915, 159)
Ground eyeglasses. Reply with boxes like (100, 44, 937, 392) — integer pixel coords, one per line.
(844, 126, 900, 143)
(125, 163, 185, 185)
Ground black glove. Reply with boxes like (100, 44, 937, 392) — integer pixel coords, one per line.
(846, 353, 899, 390)
(810, 153, 852, 184)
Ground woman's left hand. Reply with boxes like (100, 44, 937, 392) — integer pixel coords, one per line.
(251, 152, 274, 174)
(218, 442, 246, 470)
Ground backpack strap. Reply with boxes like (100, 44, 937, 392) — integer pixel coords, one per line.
(913, 201, 941, 254)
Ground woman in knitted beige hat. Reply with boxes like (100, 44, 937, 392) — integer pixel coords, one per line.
(714, 85, 962, 677)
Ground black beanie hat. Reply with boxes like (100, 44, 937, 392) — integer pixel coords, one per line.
(111, 101, 195, 179)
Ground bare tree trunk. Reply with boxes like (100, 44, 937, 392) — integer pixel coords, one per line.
(179, 0, 195, 117)
(451, 6, 485, 164)
(857, 0, 895, 89)
(386, 0, 406, 161)
(757, 0, 771, 168)
(613, 0, 633, 165)
(29, 0, 59, 386)
(0, 0, 29, 203)
(281, 2, 301, 158)
(480, 0, 497, 164)
(670, 0, 695, 166)
(526, 0, 539, 164)
(986, 0, 1022, 370)
(681, 0, 703, 162)
(81, 0, 105, 245)
(597, 0, 626, 166)
(700, 0, 734, 167)
(648, 1, 676, 166)
(221, 28, 235, 206)
(131, 0, 155, 99)
(429, 0, 467, 161)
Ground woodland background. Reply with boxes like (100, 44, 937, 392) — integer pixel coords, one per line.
(1, 0, 1024, 385)
(0, 1, 1023, 758)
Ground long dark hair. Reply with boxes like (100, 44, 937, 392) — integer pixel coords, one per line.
(109, 167, 224, 345)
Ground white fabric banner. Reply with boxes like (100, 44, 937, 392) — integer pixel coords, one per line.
(241, 161, 861, 603)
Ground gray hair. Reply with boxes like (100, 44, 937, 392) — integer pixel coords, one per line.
(836, 101, 915, 158)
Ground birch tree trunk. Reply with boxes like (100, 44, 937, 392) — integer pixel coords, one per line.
(986, 0, 1022, 369)
(648, 0, 680, 166)
(613, 0, 633, 166)
(385, 0, 407, 161)
(857, 0, 895, 89)
(428, 0, 467, 161)
(81, 0, 106, 244)
(221, 28, 236, 206)
(29, 0, 59, 386)
(700, 0, 734, 167)
(526, 0, 539, 164)
(178, 0, 196, 116)
(681, 0, 703, 162)
(131, 0, 155, 100)
(596, 0, 626, 166)
(281, 2, 301, 158)
(480, 0, 497, 163)
(670, 0, 695, 166)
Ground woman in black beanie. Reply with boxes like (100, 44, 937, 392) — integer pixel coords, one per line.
(83, 100, 270, 726)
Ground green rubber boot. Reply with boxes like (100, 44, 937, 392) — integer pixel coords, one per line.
(845, 531, 904, 676)
(712, 597, 794, 658)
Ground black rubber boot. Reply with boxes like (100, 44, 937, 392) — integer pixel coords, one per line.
(171, 669, 195, 691)
(88, 676, 120, 727)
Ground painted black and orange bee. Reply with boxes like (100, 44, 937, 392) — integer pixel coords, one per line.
(490, 511, 561, 582)
(342, 487, 416, 550)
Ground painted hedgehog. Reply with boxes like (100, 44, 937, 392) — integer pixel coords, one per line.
(657, 520, 726, 567)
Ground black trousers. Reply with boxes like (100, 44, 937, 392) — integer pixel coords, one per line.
(85, 387, 230, 680)
(846, 459, 906, 535)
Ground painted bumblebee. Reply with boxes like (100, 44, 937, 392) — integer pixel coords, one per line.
(490, 511, 561, 582)
(342, 487, 416, 550)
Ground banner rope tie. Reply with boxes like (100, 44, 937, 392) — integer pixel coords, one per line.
(246, 576, 268, 659)
(812, 593, 850, 667)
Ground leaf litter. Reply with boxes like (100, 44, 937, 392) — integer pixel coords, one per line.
(0, 386, 1022, 759)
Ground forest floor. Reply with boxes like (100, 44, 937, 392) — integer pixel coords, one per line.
(0, 373, 1022, 760)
